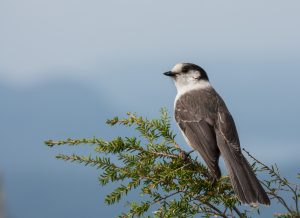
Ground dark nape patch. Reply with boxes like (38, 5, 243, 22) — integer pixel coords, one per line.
(183, 63, 209, 81)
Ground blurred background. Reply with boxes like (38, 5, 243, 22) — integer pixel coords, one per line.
(0, 0, 299, 217)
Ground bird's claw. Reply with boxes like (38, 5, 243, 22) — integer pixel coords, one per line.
(179, 150, 189, 161)
(179, 150, 195, 161)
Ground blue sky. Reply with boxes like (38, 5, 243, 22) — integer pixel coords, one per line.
(0, 1, 300, 217)
(1, 0, 300, 85)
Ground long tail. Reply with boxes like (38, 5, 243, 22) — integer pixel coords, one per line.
(222, 149, 270, 205)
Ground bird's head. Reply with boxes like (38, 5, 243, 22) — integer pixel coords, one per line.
(164, 63, 209, 91)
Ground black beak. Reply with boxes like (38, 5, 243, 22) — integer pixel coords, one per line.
(163, 71, 175, 77)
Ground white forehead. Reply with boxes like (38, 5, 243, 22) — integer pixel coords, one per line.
(171, 63, 184, 72)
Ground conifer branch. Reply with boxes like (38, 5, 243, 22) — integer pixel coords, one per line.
(46, 108, 299, 218)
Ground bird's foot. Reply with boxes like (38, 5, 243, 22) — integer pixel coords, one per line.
(179, 150, 188, 161)
(210, 176, 218, 187)
(179, 150, 195, 161)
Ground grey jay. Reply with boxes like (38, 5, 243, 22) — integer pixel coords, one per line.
(164, 63, 270, 205)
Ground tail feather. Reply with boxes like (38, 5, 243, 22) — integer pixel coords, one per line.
(222, 146, 270, 205)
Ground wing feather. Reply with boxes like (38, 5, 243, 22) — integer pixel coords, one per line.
(175, 90, 221, 178)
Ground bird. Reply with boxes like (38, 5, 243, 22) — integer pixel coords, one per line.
(164, 63, 270, 205)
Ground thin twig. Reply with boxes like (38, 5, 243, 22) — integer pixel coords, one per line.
(295, 186, 299, 215)
(261, 182, 294, 215)
(153, 190, 183, 204)
(243, 148, 294, 190)
(232, 205, 244, 218)
(203, 202, 228, 218)
(243, 148, 297, 215)
(148, 151, 178, 158)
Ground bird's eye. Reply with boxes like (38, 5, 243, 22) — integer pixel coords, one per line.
(182, 66, 189, 73)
